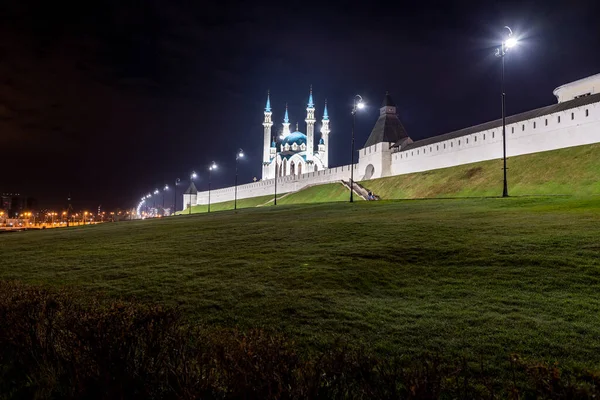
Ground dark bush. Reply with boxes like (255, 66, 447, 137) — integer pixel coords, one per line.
(0, 280, 598, 399)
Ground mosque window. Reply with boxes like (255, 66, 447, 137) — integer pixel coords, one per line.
(411, 151, 413, 156)
(586, 109, 589, 117)
(292, 143, 297, 151)
(417, 150, 419, 155)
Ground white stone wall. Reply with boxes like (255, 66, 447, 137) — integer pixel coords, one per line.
(356, 142, 394, 180)
(391, 101, 600, 176)
(192, 164, 355, 205)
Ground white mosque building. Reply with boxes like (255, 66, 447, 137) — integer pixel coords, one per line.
(184, 72, 600, 208)
(261, 88, 330, 180)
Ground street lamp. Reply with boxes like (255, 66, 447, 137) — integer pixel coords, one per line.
(208, 162, 217, 213)
(189, 171, 197, 215)
(350, 94, 365, 202)
(173, 178, 180, 216)
(162, 184, 168, 215)
(153, 189, 159, 215)
(234, 149, 244, 210)
(495, 26, 518, 198)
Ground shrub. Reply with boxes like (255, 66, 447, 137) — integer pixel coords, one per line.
(0, 280, 598, 399)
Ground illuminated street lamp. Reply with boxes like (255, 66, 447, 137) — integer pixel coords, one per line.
(350, 94, 365, 202)
(173, 178, 180, 216)
(162, 184, 169, 214)
(495, 26, 518, 198)
(208, 161, 217, 213)
(234, 149, 244, 210)
(188, 171, 197, 215)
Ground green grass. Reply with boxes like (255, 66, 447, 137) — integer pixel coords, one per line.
(180, 182, 356, 214)
(1, 196, 600, 371)
(177, 194, 278, 214)
(276, 182, 360, 204)
(362, 143, 600, 199)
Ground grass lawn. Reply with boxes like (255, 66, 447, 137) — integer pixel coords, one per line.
(1, 196, 600, 371)
(362, 143, 600, 199)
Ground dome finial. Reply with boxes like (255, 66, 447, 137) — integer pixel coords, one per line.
(308, 85, 314, 108)
(296, 122, 299, 131)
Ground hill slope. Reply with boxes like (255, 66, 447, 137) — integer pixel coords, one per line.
(1, 197, 600, 369)
(362, 143, 600, 199)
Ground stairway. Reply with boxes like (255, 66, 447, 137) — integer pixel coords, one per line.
(341, 180, 380, 200)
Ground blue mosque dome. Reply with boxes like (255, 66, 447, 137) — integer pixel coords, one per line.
(281, 131, 307, 146)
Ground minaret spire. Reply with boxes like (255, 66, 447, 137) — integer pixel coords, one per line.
(262, 90, 274, 180)
(320, 99, 330, 168)
(305, 86, 316, 162)
(265, 90, 271, 112)
(282, 102, 291, 137)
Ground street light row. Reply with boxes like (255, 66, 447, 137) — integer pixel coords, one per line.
(138, 149, 245, 217)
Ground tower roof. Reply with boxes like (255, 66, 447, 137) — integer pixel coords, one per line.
(284, 103, 289, 123)
(323, 99, 329, 120)
(265, 91, 271, 112)
(183, 182, 198, 195)
(308, 85, 314, 108)
(363, 93, 410, 148)
(382, 92, 396, 107)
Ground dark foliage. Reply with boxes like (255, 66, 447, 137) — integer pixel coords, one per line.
(0, 281, 598, 399)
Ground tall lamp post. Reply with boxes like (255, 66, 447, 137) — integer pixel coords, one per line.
(350, 95, 365, 202)
(234, 149, 244, 210)
(189, 172, 197, 215)
(173, 178, 180, 216)
(153, 189, 159, 215)
(162, 184, 168, 215)
(495, 26, 518, 198)
(274, 161, 278, 206)
(208, 162, 217, 213)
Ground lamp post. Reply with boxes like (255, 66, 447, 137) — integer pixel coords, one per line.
(189, 172, 197, 215)
(162, 185, 168, 215)
(153, 189, 159, 216)
(208, 161, 217, 213)
(350, 94, 365, 202)
(495, 26, 518, 198)
(274, 161, 278, 206)
(234, 149, 244, 210)
(173, 178, 180, 216)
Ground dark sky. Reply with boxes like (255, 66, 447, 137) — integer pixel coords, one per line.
(1, 0, 599, 210)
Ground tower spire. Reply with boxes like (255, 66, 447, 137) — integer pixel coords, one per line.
(265, 90, 271, 112)
(282, 102, 291, 137)
(308, 85, 314, 108)
(323, 99, 329, 120)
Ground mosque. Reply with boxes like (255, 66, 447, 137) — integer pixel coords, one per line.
(261, 87, 330, 180)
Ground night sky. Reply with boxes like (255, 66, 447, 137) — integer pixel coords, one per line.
(1, 0, 599, 211)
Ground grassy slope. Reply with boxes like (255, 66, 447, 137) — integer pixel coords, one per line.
(1, 197, 599, 369)
(361, 143, 600, 199)
(276, 182, 359, 205)
(182, 182, 354, 214)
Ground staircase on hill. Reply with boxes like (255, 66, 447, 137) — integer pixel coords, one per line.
(341, 180, 380, 200)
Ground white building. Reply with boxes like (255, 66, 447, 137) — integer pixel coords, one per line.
(185, 73, 600, 208)
(261, 87, 330, 180)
